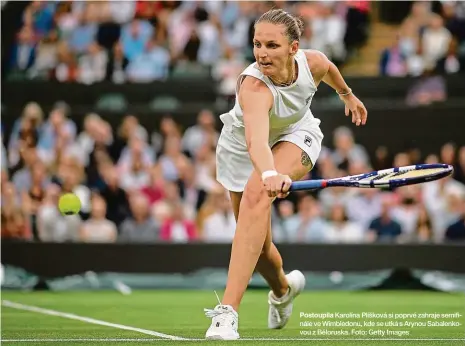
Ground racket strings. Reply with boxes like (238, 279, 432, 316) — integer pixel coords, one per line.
(373, 168, 446, 183)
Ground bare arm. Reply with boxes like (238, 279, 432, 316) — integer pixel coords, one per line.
(304, 49, 350, 93)
(239, 76, 275, 176)
(305, 50, 367, 126)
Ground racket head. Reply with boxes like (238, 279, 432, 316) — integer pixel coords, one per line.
(344, 163, 454, 189)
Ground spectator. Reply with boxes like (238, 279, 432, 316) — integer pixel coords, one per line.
(11, 147, 43, 193)
(126, 36, 171, 82)
(21, 162, 49, 232)
(121, 19, 153, 61)
(319, 169, 357, 214)
(196, 12, 222, 66)
(54, 2, 78, 40)
(22, 1, 55, 38)
(8, 102, 43, 169)
(160, 201, 197, 243)
(117, 134, 154, 176)
(140, 165, 165, 206)
(422, 174, 465, 241)
(199, 188, 235, 243)
(440, 142, 456, 166)
(77, 42, 108, 84)
(182, 109, 218, 158)
(80, 194, 117, 243)
(435, 38, 462, 74)
(444, 197, 465, 242)
(37, 184, 81, 242)
(178, 163, 207, 213)
(151, 115, 183, 155)
(67, 6, 98, 54)
(152, 180, 195, 221)
(98, 165, 130, 227)
(37, 101, 76, 165)
(114, 115, 149, 159)
(310, 4, 347, 63)
(346, 188, 383, 230)
(9, 25, 36, 73)
(157, 135, 190, 182)
(119, 149, 151, 193)
(331, 126, 369, 170)
(281, 194, 329, 243)
(51, 41, 78, 82)
(30, 29, 59, 78)
(412, 206, 433, 243)
(326, 204, 365, 243)
(421, 14, 452, 69)
(106, 41, 129, 83)
(367, 197, 403, 243)
(1, 206, 31, 241)
(380, 35, 408, 77)
(391, 186, 421, 238)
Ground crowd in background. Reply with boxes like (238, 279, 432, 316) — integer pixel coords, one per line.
(7, 0, 369, 85)
(380, 1, 465, 77)
(2, 1, 464, 244)
(1, 102, 465, 244)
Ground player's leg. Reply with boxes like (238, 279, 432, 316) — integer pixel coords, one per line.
(229, 191, 288, 299)
(221, 141, 311, 311)
(205, 142, 314, 340)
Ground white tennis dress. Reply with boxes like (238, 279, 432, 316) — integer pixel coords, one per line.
(216, 49, 324, 192)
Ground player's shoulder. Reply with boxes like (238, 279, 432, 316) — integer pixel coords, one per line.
(301, 49, 329, 67)
(240, 75, 269, 93)
(301, 49, 330, 84)
(238, 75, 273, 110)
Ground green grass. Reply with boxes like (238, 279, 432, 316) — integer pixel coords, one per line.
(1, 290, 465, 345)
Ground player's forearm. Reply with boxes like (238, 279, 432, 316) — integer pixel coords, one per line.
(248, 140, 276, 177)
(323, 61, 351, 95)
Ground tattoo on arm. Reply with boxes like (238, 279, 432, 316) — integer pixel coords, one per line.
(301, 151, 312, 167)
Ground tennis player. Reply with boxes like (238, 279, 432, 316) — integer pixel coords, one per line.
(205, 9, 368, 340)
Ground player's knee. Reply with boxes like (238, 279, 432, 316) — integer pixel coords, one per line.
(241, 180, 271, 212)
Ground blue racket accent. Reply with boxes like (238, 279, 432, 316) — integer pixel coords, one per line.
(289, 163, 453, 192)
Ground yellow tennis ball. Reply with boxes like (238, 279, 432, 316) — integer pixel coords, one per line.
(58, 193, 81, 216)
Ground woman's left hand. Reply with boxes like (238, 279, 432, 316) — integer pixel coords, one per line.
(340, 93, 368, 126)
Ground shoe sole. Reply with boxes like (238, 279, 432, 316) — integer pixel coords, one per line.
(206, 335, 239, 340)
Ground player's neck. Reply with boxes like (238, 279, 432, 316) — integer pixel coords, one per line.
(270, 59, 297, 87)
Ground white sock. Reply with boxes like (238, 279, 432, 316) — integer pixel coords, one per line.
(273, 287, 290, 302)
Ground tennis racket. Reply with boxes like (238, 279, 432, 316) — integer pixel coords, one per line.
(289, 163, 453, 192)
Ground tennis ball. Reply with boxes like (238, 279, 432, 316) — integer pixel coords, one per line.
(58, 193, 81, 216)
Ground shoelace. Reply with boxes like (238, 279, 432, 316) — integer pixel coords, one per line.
(204, 290, 226, 318)
(204, 307, 228, 318)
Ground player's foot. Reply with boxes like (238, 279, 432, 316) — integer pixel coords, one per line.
(204, 304, 240, 340)
(268, 269, 306, 329)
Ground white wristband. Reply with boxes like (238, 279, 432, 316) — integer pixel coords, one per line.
(262, 170, 278, 181)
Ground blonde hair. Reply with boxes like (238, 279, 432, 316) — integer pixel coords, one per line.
(255, 9, 304, 42)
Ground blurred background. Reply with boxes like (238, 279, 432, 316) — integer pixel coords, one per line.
(1, 1, 465, 292)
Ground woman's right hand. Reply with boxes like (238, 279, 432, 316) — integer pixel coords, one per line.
(262, 171, 292, 199)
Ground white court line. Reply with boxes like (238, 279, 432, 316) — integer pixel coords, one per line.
(2, 300, 188, 341)
(2, 338, 465, 343)
(3, 300, 464, 343)
(2, 340, 164, 343)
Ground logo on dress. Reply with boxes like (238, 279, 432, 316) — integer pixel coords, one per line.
(304, 135, 312, 147)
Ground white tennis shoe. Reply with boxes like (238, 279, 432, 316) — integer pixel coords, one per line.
(268, 270, 306, 329)
(204, 304, 239, 340)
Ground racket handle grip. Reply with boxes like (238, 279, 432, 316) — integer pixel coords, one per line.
(289, 180, 326, 191)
